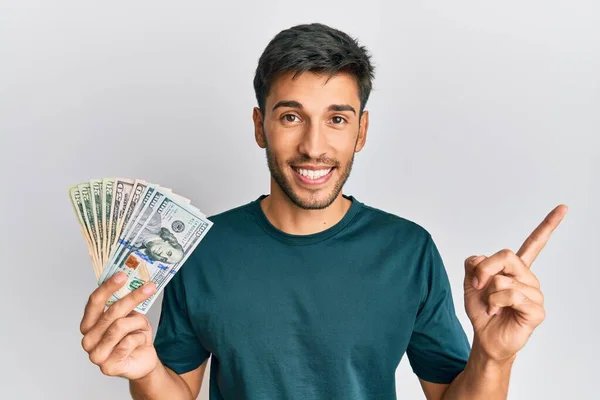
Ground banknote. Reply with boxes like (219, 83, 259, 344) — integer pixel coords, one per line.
(78, 182, 101, 265)
(101, 178, 114, 266)
(115, 180, 148, 242)
(117, 184, 157, 248)
(68, 185, 100, 277)
(105, 185, 157, 268)
(69, 177, 213, 313)
(89, 179, 105, 266)
(108, 189, 165, 273)
(105, 178, 134, 268)
(100, 180, 151, 283)
(102, 187, 162, 283)
(105, 190, 213, 313)
(137, 214, 211, 313)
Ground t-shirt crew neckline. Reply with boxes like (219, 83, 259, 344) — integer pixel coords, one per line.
(249, 194, 363, 246)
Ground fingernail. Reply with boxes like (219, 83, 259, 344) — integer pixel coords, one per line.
(472, 276, 479, 289)
(143, 283, 156, 294)
(113, 272, 126, 283)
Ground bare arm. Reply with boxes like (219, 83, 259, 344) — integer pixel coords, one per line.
(418, 379, 448, 400)
(439, 342, 515, 400)
(130, 359, 208, 400)
(418, 338, 515, 400)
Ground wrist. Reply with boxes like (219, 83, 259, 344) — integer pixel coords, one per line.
(470, 336, 516, 375)
(130, 359, 165, 384)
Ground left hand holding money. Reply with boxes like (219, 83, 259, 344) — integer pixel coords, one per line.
(463, 204, 568, 363)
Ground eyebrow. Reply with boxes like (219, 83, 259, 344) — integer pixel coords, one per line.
(272, 101, 356, 115)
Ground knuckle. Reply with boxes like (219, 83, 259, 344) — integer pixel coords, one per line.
(535, 288, 544, 305)
(491, 274, 504, 289)
(112, 344, 129, 359)
(120, 334, 140, 349)
(112, 318, 127, 334)
(500, 248, 514, 259)
(119, 335, 134, 348)
(79, 321, 87, 335)
(105, 320, 125, 341)
(88, 349, 101, 365)
(81, 335, 93, 353)
(88, 291, 103, 307)
(139, 315, 151, 330)
(488, 275, 506, 292)
(132, 316, 149, 332)
(100, 363, 118, 377)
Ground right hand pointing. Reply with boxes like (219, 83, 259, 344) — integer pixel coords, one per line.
(80, 272, 158, 380)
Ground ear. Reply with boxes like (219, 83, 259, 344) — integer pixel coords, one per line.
(354, 110, 369, 153)
(253, 107, 267, 149)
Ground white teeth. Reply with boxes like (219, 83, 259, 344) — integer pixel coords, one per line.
(295, 168, 332, 179)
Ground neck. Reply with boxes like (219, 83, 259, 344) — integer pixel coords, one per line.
(260, 181, 351, 236)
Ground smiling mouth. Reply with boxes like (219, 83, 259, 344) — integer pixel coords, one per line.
(292, 167, 334, 180)
(290, 166, 336, 186)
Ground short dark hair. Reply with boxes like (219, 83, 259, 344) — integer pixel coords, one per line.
(253, 23, 375, 116)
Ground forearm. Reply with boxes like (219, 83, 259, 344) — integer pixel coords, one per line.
(129, 362, 194, 400)
(442, 338, 516, 400)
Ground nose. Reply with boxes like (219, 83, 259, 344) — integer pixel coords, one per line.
(297, 120, 328, 160)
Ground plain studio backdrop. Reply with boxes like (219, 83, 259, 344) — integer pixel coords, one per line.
(1, 1, 598, 399)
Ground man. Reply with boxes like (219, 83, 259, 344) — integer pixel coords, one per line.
(80, 23, 567, 399)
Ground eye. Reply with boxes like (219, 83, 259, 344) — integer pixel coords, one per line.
(282, 114, 300, 123)
(331, 116, 347, 125)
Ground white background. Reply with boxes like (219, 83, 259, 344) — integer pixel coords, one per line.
(1, 1, 598, 399)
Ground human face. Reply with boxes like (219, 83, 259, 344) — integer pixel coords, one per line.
(253, 71, 369, 210)
(146, 239, 184, 264)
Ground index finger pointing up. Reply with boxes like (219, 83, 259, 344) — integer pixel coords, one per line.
(516, 204, 568, 268)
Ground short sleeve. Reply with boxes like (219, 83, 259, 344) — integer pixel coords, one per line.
(406, 234, 471, 384)
(154, 267, 210, 374)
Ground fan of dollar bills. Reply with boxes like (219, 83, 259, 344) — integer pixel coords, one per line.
(68, 178, 213, 313)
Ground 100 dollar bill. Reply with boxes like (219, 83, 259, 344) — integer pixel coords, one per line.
(105, 190, 212, 313)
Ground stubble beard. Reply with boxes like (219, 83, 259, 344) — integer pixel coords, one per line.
(265, 144, 355, 210)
